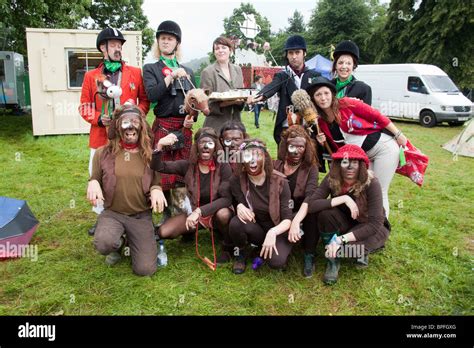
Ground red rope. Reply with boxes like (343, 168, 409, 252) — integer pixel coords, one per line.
(194, 165, 217, 271)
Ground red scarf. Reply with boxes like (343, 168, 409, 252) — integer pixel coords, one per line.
(198, 159, 216, 171)
(120, 140, 139, 150)
(341, 181, 354, 194)
(293, 64, 305, 77)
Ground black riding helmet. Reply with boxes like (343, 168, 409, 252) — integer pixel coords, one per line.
(284, 35, 307, 51)
(305, 76, 337, 99)
(156, 20, 182, 43)
(333, 40, 360, 66)
(96, 28, 126, 52)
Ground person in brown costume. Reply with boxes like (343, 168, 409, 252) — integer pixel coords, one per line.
(228, 139, 293, 274)
(273, 125, 320, 278)
(151, 127, 234, 264)
(87, 105, 167, 276)
(218, 120, 248, 174)
(290, 144, 390, 285)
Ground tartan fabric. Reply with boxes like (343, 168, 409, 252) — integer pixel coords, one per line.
(152, 116, 192, 190)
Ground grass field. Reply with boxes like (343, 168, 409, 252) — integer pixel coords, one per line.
(0, 109, 472, 315)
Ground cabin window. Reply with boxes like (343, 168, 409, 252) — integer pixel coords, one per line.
(66, 49, 103, 89)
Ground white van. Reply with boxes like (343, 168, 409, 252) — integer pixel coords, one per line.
(354, 64, 473, 127)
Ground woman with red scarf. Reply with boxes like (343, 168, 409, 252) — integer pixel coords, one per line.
(151, 127, 234, 264)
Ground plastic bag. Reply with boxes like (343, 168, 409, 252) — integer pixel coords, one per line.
(396, 140, 429, 187)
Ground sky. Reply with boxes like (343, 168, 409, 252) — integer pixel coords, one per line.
(142, 0, 318, 64)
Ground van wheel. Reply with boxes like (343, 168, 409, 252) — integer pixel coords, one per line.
(420, 111, 437, 127)
(448, 121, 465, 127)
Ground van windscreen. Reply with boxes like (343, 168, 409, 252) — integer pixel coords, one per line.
(423, 75, 459, 93)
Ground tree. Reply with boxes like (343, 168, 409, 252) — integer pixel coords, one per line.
(373, 0, 415, 64)
(306, 0, 374, 61)
(377, 0, 474, 88)
(287, 10, 306, 34)
(361, 0, 389, 64)
(222, 2, 272, 49)
(0, 0, 89, 55)
(83, 0, 154, 57)
(0, 0, 153, 58)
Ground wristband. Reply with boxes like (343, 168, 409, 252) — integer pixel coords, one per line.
(341, 235, 348, 245)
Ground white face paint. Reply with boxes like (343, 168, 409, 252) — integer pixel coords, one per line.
(341, 152, 350, 168)
(205, 141, 215, 149)
(243, 150, 253, 163)
(121, 118, 140, 129)
(288, 144, 297, 154)
(224, 139, 232, 147)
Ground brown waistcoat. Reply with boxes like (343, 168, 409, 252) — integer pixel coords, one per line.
(273, 159, 311, 201)
(183, 162, 224, 210)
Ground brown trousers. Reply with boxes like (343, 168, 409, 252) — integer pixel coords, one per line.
(94, 209, 157, 276)
(317, 207, 390, 253)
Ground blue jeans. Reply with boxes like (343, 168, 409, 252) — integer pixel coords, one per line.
(254, 104, 262, 126)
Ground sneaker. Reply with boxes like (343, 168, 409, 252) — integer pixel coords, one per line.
(251, 257, 264, 270)
(303, 253, 315, 278)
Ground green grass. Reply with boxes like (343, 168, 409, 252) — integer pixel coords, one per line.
(0, 110, 473, 315)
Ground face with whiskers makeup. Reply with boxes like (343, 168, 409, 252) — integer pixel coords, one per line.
(118, 114, 141, 145)
(197, 136, 216, 161)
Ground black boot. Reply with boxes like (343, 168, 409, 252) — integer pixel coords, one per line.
(303, 253, 315, 278)
(180, 232, 195, 244)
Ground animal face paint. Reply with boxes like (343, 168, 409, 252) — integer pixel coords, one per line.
(198, 136, 215, 161)
(286, 137, 306, 165)
(222, 129, 244, 152)
(243, 149, 265, 176)
(341, 159, 360, 181)
(119, 114, 141, 145)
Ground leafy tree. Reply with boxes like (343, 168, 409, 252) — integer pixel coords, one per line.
(287, 10, 306, 34)
(306, 0, 374, 62)
(83, 0, 154, 56)
(0, 0, 89, 55)
(0, 0, 154, 58)
(377, 0, 474, 88)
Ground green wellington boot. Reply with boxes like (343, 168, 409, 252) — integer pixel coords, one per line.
(321, 232, 341, 285)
